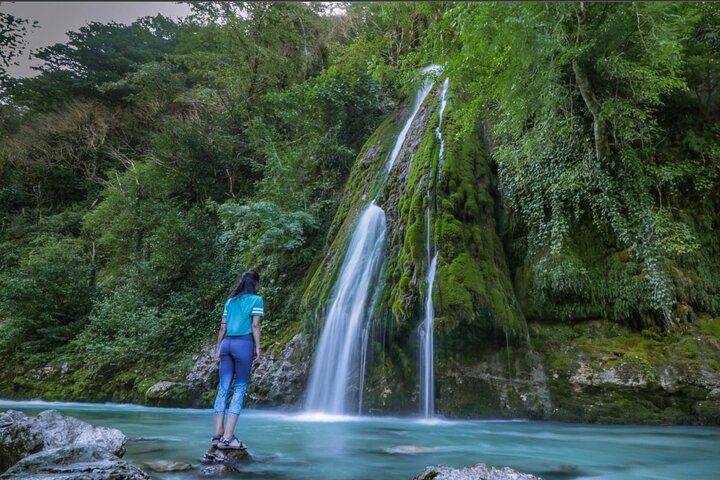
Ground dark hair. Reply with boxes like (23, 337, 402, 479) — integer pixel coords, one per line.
(229, 270, 260, 298)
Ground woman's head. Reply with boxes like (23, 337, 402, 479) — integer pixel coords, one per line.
(230, 270, 261, 298)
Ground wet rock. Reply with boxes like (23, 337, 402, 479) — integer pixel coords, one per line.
(0, 409, 126, 472)
(249, 333, 310, 407)
(201, 446, 250, 464)
(414, 463, 542, 480)
(34, 409, 126, 456)
(145, 381, 188, 406)
(569, 357, 649, 389)
(437, 349, 553, 419)
(145, 460, 193, 472)
(186, 344, 220, 401)
(0, 410, 42, 472)
(0, 444, 148, 479)
(201, 463, 239, 476)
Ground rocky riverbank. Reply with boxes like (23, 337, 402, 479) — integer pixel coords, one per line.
(0, 409, 143, 478)
(2, 315, 719, 426)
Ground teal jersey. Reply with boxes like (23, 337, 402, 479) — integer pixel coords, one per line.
(223, 294, 264, 336)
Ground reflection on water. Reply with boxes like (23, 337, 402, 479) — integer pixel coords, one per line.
(1, 399, 719, 480)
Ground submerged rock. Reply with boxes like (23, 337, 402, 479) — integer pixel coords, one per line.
(0, 409, 126, 473)
(414, 463, 542, 480)
(144, 460, 193, 472)
(201, 463, 239, 476)
(0, 444, 148, 479)
(384, 445, 440, 455)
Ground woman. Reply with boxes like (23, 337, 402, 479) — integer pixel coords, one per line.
(212, 270, 263, 450)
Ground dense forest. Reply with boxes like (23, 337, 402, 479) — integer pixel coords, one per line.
(1, 2, 719, 424)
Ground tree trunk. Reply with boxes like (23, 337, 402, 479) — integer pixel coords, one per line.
(572, 59, 608, 162)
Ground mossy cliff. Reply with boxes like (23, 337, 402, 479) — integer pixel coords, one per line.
(298, 78, 720, 424)
(300, 79, 528, 413)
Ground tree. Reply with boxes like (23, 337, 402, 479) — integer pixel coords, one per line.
(8, 15, 179, 110)
(0, 13, 37, 83)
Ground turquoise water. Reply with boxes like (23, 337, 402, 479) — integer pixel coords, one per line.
(1, 400, 718, 479)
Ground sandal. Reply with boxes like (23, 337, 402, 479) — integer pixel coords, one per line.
(217, 435, 247, 450)
(211, 434, 222, 447)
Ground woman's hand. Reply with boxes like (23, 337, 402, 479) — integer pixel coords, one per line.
(253, 346, 261, 361)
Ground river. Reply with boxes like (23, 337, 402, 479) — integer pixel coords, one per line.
(1, 400, 718, 479)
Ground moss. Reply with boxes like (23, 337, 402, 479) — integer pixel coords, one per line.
(301, 103, 410, 317)
(698, 316, 720, 339)
(526, 318, 720, 424)
(694, 401, 720, 425)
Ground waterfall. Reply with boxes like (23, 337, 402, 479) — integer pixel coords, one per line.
(419, 76, 449, 418)
(305, 68, 439, 415)
(305, 204, 387, 414)
(436, 77, 449, 169)
(419, 250, 439, 418)
(384, 68, 437, 173)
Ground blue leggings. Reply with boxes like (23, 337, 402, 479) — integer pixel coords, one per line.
(213, 335, 254, 416)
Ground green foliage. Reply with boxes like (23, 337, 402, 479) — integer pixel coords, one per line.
(8, 16, 179, 110)
(0, 235, 93, 358)
(427, 2, 720, 326)
(213, 200, 317, 333)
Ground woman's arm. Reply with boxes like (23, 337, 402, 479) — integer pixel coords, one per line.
(252, 315, 261, 360)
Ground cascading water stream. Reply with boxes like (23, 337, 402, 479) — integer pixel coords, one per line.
(436, 78, 449, 169)
(419, 251, 439, 418)
(305, 204, 387, 414)
(384, 68, 437, 173)
(419, 76, 449, 418)
(305, 68, 438, 415)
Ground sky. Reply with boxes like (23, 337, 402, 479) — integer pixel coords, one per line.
(1, 1, 193, 78)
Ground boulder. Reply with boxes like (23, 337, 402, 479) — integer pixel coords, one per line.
(0, 445, 148, 479)
(0, 410, 42, 472)
(200, 446, 250, 464)
(0, 410, 126, 474)
(248, 333, 310, 407)
(414, 464, 542, 480)
(185, 344, 220, 399)
(145, 381, 188, 406)
(34, 410, 126, 456)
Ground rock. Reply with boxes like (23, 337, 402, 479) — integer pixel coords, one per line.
(569, 357, 649, 389)
(0, 410, 42, 472)
(34, 410, 126, 457)
(144, 460, 193, 472)
(414, 463, 542, 480)
(201, 446, 250, 464)
(0, 410, 126, 473)
(201, 464, 239, 476)
(145, 381, 188, 406)
(0, 444, 148, 479)
(248, 333, 311, 407)
(185, 344, 220, 401)
(437, 349, 553, 419)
